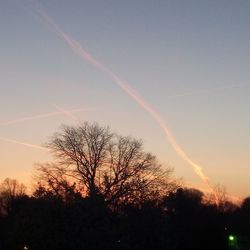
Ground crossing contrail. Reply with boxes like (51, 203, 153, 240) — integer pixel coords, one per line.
(32, 7, 212, 189)
(50, 103, 79, 122)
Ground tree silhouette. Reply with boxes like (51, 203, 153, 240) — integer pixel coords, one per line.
(0, 178, 26, 216)
(0, 178, 26, 198)
(36, 122, 176, 207)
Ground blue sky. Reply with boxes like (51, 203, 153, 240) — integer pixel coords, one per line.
(0, 0, 250, 197)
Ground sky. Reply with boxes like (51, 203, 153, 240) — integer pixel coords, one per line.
(0, 0, 250, 198)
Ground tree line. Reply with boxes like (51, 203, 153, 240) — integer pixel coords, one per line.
(0, 122, 249, 250)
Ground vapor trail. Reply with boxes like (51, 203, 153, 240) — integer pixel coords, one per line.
(35, 8, 211, 187)
(0, 108, 84, 126)
(50, 103, 79, 122)
(0, 137, 48, 151)
(168, 83, 249, 99)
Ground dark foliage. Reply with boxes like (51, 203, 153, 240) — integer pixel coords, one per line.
(0, 185, 249, 250)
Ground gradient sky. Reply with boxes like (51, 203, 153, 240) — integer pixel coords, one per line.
(0, 0, 250, 198)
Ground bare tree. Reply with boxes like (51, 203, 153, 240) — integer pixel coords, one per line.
(0, 178, 27, 215)
(100, 136, 175, 205)
(204, 184, 237, 212)
(34, 163, 82, 202)
(36, 122, 176, 205)
(45, 122, 113, 197)
(0, 178, 26, 198)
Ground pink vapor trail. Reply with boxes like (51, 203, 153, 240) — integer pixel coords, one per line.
(168, 83, 249, 99)
(0, 108, 84, 126)
(0, 137, 48, 151)
(35, 8, 211, 188)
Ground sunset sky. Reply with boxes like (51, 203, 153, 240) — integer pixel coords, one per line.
(0, 0, 250, 198)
